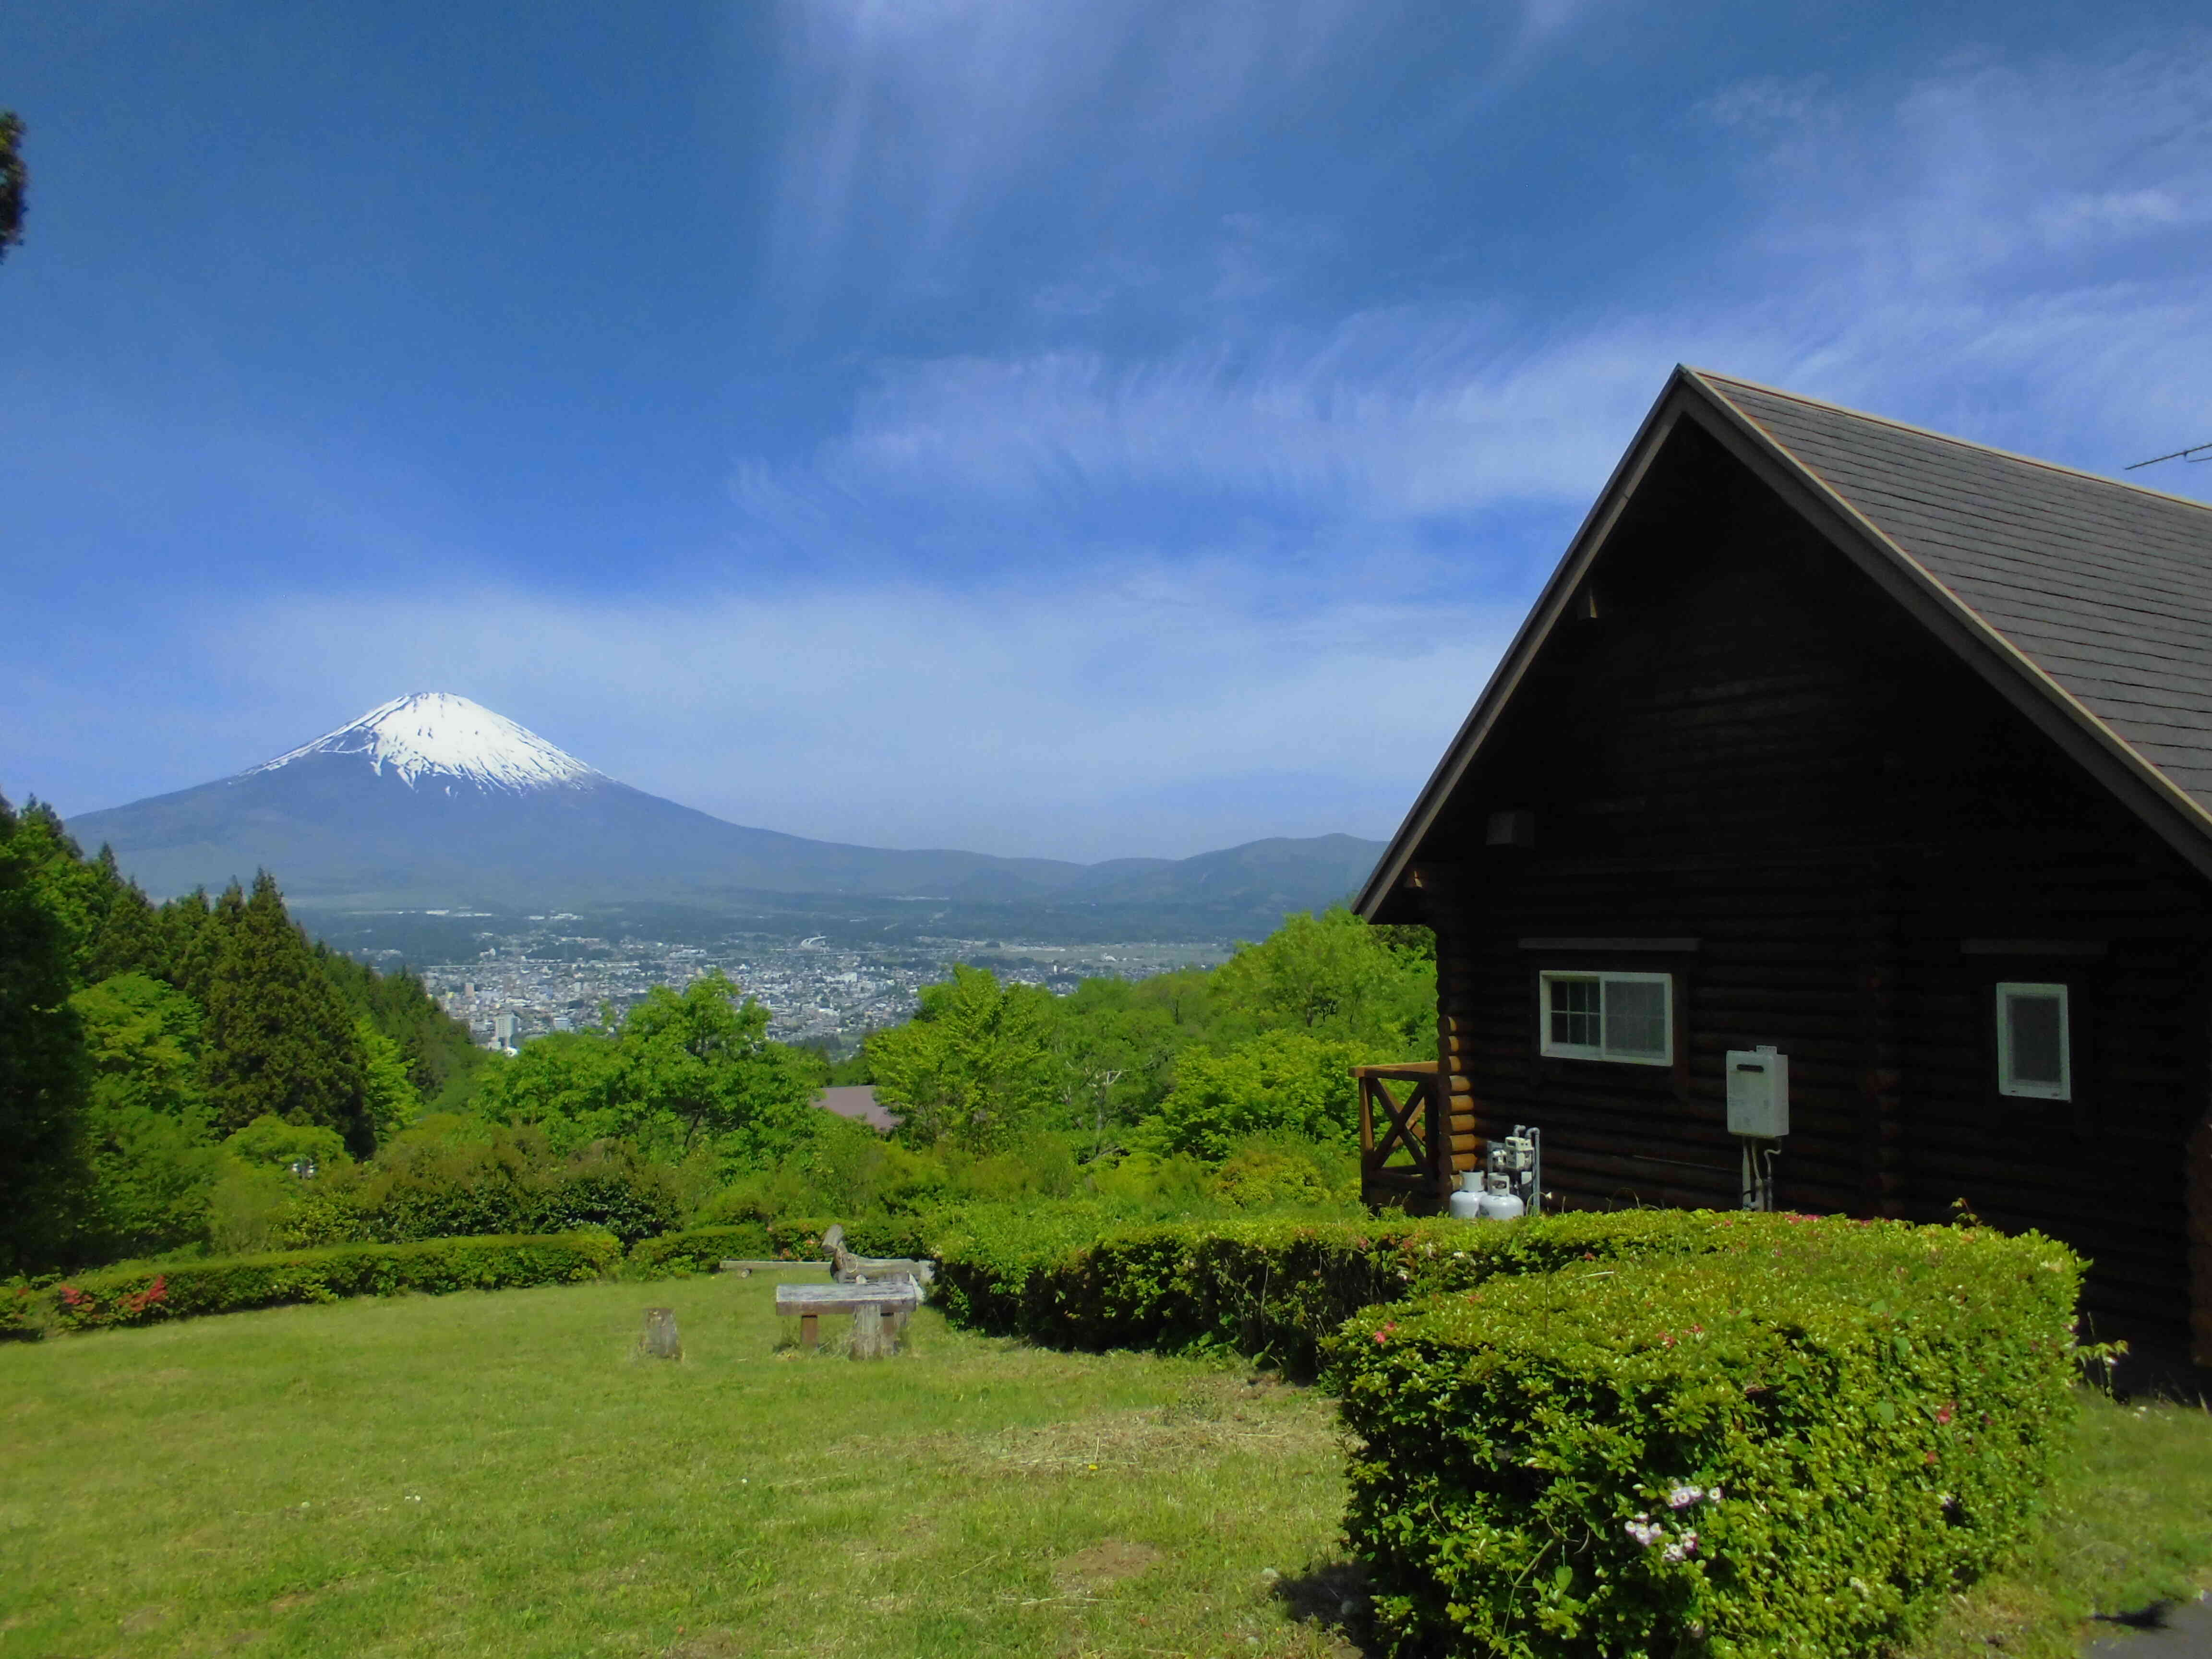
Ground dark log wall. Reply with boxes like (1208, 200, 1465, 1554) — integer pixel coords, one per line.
(1394, 419, 2212, 1348)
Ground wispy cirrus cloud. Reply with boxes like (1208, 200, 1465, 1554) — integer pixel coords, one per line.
(735, 32, 2212, 565)
(753, 0, 1604, 334)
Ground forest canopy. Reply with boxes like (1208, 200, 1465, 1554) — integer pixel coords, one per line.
(2, 790, 1431, 1276)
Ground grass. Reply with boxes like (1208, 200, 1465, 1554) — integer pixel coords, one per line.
(1899, 1386, 2212, 1659)
(0, 1271, 1355, 1659)
(3, 1273, 2209, 1659)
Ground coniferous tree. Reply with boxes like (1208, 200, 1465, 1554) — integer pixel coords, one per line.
(200, 873, 375, 1153)
(83, 848, 164, 983)
(159, 889, 223, 1006)
(0, 797, 90, 1270)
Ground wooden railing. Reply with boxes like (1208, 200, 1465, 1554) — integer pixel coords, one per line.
(1355, 1061, 1453, 1208)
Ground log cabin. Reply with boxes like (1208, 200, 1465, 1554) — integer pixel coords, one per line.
(1353, 366, 2212, 1363)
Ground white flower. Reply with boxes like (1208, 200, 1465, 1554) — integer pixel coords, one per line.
(1624, 1517, 1666, 1548)
(1661, 1532, 1699, 1563)
(1667, 1484, 1705, 1510)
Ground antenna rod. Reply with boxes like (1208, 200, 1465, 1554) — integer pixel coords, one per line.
(2126, 440, 2212, 470)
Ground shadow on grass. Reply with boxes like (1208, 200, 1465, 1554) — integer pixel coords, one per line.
(1273, 1559, 1381, 1657)
(2092, 1599, 2178, 1631)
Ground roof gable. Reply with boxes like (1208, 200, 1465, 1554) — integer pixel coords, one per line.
(1699, 373, 2212, 809)
(1357, 368, 2212, 915)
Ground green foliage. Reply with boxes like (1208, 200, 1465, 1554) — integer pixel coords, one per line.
(473, 972, 819, 1170)
(472, 1032, 624, 1151)
(69, 974, 218, 1258)
(870, 964, 1062, 1151)
(320, 951, 486, 1111)
(0, 110, 22, 263)
(219, 1115, 354, 1175)
(29, 1234, 620, 1333)
(1203, 1135, 1359, 1209)
(0, 804, 473, 1271)
(201, 874, 375, 1151)
(1325, 1218, 2085, 1659)
(1210, 907, 1435, 1048)
(924, 1205, 1966, 1375)
(72, 973, 203, 1117)
(204, 1117, 357, 1253)
(356, 1017, 423, 1142)
(351, 1123, 683, 1247)
(625, 1223, 774, 1277)
(1046, 977, 1186, 1152)
(618, 971, 819, 1158)
(761, 1214, 930, 1261)
(0, 798, 91, 1271)
(1140, 1029, 1382, 1159)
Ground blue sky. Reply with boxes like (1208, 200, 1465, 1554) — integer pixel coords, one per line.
(5, 1, 2210, 861)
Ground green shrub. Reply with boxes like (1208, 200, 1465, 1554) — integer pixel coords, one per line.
(928, 1205, 1806, 1374)
(761, 1215, 932, 1261)
(1324, 1217, 2084, 1659)
(354, 1127, 681, 1245)
(627, 1223, 773, 1277)
(36, 1233, 621, 1333)
(1203, 1135, 1359, 1209)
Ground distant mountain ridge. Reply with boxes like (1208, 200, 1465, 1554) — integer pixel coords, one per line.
(60, 694, 1384, 923)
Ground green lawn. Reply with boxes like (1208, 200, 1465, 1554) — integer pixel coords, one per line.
(4, 1273, 2210, 1659)
(0, 1271, 1355, 1659)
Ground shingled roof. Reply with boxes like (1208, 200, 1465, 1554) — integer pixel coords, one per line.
(1701, 373, 2212, 806)
(1358, 367, 2212, 913)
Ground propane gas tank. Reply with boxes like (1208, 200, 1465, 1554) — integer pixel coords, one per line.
(1446, 1171, 1483, 1220)
(1475, 1173, 1526, 1220)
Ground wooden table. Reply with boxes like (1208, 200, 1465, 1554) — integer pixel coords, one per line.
(774, 1280, 923, 1353)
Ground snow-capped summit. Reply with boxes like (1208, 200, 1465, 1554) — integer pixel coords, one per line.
(67, 692, 1381, 917)
(247, 693, 602, 794)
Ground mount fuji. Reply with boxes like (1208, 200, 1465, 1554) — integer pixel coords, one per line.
(61, 694, 1384, 920)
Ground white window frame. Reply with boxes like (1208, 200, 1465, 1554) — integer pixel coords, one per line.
(1996, 981, 2071, 1101)
(1539, 970, 1674, 1066)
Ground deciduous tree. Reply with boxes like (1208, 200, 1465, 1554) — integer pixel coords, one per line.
(870, 964, 1060, 1151)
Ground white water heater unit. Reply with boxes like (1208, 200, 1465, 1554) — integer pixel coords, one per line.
(1725, 1046, 1789, 1140)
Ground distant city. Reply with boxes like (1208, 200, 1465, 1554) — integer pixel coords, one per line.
(351, 918, 1231, 1055)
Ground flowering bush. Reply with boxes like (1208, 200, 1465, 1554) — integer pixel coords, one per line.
(1324, 1217, 2084, 1658)
(33, 1235, 619, 1334)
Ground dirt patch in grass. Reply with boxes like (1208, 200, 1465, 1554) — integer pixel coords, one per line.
(663, 1632, 747, 1658)
(1054, 1539, 1162, 1595)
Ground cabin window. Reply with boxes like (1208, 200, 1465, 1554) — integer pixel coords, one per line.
(1539, 971, 1672, 1065)
(1996, 982, 2070, 1100)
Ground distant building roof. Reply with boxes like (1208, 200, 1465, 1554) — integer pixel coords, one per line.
(816, 1085, 898, 1132)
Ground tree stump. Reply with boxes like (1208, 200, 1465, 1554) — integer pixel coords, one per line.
(848, 1302, 893, 1360)
(642, 1307, 682, 1360)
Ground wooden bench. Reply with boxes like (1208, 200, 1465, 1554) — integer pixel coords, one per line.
(775, 1280, 923, 1356)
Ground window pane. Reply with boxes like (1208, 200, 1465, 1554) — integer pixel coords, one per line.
(1605, 978, 1669, 1059)
(1549, 977, 1599, 1048)
(2007, 992, 2064, 1086)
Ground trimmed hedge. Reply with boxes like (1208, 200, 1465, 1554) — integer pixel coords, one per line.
(1325, 1216, 2084, 1659)
(763, 1215, 932, 1262)
(928, 1206, 1823, 1376)
(22, 1234, 622, 1334)
(627, 1224, 775, 1276)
